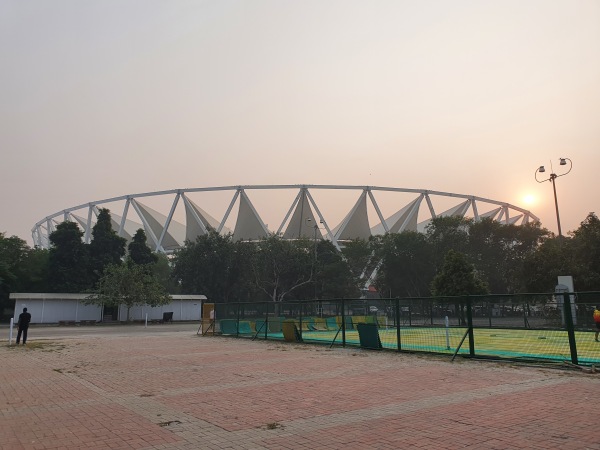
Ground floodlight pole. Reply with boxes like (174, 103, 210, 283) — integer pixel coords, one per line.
(550, 174, 562, 237)
(307, 218, 321, 299)
(534, 158, 572, 237)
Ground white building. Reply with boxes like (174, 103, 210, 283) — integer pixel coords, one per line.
(10, 293, 206, 324)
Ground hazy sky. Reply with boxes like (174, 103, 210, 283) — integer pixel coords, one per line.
(2, 0, 599, 243)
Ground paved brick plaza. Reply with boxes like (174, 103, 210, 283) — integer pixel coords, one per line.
(1, 324, 600, 449)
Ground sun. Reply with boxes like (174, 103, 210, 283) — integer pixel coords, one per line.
(523, 194, 536, 205)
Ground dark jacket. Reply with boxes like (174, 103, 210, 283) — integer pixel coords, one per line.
(18, 312, 31, 328)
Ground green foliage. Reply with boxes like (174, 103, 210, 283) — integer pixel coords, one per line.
(468, 219, 548, 293)
(522, 237, 570, 292)
(89, 209, 126, 282)
(0, 233, 26, 290)
(569, 213, 600, 290)
(151, 253, 179, 293)
(431, 250, 489, 296)
(0, 233, 47, 320)
(128, 229, 158, 266)
(2, 209, 593, 311)
(341, 238, 377, 282)
(426, 216, 471, 272)
(86, 263, 171, 321)
(48, 222, 92, 293)
(172, 231, 254, 301)
(313, 240, 360, 299)
(14, 247, 49, 293)
(252, 234, 314, 302)
(377, 231, 434, 297)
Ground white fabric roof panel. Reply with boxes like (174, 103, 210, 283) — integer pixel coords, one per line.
(233, 191, 269, 241)
(479, 207, 502, 220)
(417, 199, 471, 233)
(282, 190, 321, 239)
(370, 195, 423, 235)
(131, 200, 185, 251)
(183, 195, 230, 242)
(334, 191, 371, 241)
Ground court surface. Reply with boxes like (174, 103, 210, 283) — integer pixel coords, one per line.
(2, 323, 600, 449)
(252, 326, 600, 364)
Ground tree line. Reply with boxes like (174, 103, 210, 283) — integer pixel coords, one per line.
(2, 210, 600, 320)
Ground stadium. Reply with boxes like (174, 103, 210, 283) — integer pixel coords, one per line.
(32, 184, 539, 252)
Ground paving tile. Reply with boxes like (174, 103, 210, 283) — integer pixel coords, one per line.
(2, 326, 599, 449)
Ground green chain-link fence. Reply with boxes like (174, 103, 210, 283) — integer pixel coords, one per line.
(208, 292, 600, 366)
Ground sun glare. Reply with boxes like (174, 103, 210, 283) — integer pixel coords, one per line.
(523, 194, 535, 205)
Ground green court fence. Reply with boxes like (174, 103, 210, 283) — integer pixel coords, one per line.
(208, 292, 600, 366)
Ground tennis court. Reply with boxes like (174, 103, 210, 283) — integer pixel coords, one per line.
(211, 292, 600, 366)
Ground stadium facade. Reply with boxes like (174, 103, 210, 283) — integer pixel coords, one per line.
(32, 185, 539, 253)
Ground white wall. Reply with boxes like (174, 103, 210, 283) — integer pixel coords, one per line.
(120, 299, 202, 322)
(11, 294, 205, 324)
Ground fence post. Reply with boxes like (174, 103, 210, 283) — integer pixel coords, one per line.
(265, 302, 269, 340)
(395, 298, 401, 351)
(236, 302, 240, 338)
(562, 292, 578, 365)
(299, 301, 303, 340)
(466, 296, 475, 356)
(430, 299, 434, 326)
(341, 299, 346, 347)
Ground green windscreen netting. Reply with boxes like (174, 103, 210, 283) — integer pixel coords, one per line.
(210, 293, 600, 366)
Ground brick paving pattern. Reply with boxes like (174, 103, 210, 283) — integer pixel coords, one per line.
(1, 324, 599, 449)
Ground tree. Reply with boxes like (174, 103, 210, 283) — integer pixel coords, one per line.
(89, 208, 126, 283)
(0, 233, 27, 292)
(87, 263, 171, 321)
(48, 222, 92, 292)
(0, 234, 31, 320)
(13, 247, 49, 293)
(426, 216, 472, 272)
(341, 238, 378, 286)
(376, 231, 435, 297)
(128, 229, 158, 266)
(252, 234, 314, 302)
(522, 237, 573, 292)
(172, 231, 254, 302)
(431, 250, 489, 297)
(312, 240, 359, 299)
(152, 253, 178, 292)
(569, 212, 600, 290)
(468, 219, 548, 293)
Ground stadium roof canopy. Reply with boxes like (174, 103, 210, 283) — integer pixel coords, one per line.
(32, 185, 539, 253)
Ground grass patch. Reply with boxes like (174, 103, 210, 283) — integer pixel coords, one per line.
(8, 341, 66, 352)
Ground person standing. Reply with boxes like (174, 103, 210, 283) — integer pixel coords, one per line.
(16, 307, 32, 345)
(594, 306, 600, 342)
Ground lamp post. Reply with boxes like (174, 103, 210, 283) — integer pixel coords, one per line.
(306, 218, 322, 300)
(535, 158, 572, 237)
(306, 218, 321, 260)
